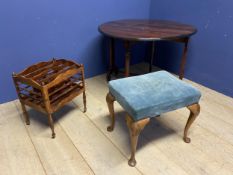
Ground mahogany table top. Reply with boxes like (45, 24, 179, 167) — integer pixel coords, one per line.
(99, 19, 197, 41)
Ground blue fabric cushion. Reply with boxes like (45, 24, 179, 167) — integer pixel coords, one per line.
(109, 71, 201, 121)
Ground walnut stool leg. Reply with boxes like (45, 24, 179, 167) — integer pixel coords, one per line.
(83, 91, 87, 113)
(106, 92, 116, 131)
(183, 103, 200, 143)
(20, 102, 30, 125)
(126, 114, 150, 167)
(48, 114, 56, 139)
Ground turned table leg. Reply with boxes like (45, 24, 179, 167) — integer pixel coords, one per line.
(106, 92, 116, 131)
(179, 38, 189, 80)
(124, 41, 131, 77)
(183, 103, 200, 143)
(149, 41, 156, 73)
(107, 38, 118, 81)
(126, 114, 150, 167)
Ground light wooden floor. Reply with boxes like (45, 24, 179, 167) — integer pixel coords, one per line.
(1, 63, 233, 175)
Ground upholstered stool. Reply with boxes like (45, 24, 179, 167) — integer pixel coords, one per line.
(106, 71, 201, 167)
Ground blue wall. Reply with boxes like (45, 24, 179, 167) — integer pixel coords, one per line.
(150, 0, 233, 98)
(0, 0, 150, 103)
(1, 0, 232, 103)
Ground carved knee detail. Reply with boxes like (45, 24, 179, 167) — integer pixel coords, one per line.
(187, 103, 200, 116)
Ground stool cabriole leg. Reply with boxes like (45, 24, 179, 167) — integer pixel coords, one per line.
(106, 92, 116, 132)
(126, 115, 150, 167)
(183, 103, 200, 143)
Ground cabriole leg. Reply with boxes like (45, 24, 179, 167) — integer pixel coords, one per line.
(106, 92, 116, 131)
(126, 114, 150, 167)
(183, 103, 200, 143)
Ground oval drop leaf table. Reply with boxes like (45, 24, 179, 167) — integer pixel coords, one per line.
(99, 19, 197, 81)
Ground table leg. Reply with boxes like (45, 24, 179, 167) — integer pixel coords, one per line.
(124, 41, 131, 77)
(106, 38, 116, 81)
(149, 41, 155, 72)
(179, 38, 189, 79)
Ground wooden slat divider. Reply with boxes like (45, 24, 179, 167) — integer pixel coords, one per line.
(48, 79, 82, 97)
(20, 93, 42, 103)
(37, 65, 77, 85)
(23, 61, 55, 77)
(50, 84, 81, 103)
(31, 63, 64, 80)
(19, 87, 42, 97)
(12, 58, 86, 138)
(51, 88, 84, 112)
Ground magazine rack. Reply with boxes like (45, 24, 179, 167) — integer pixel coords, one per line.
(12, 58, 86, 138)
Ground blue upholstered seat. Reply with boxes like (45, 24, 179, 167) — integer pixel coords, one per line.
(109, 71, 201, 121)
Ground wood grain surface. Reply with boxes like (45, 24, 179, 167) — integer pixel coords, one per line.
(99, 19, 197, 41)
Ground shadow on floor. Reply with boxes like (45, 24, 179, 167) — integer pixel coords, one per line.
(26, 103, 180, 153)
(102, 110, 177, 151)
(26, 103, 77, 128)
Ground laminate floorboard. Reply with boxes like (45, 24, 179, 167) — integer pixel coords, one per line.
(1, 63, 233, 175)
